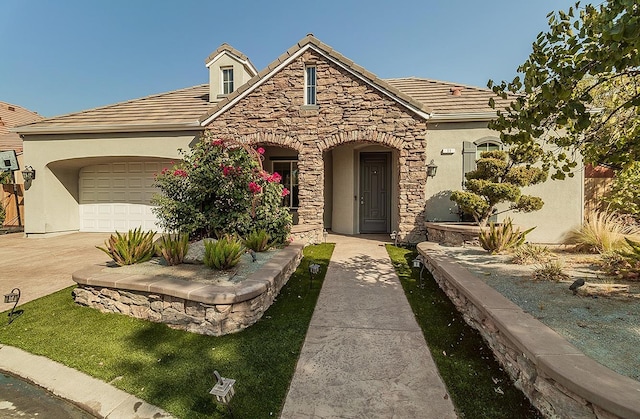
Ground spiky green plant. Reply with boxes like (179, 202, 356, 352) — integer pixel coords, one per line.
(511, 244, 552, 265)
(604, 238, 640, 280)
(479, 218, 535, 254)
(564, 209, 640, 254)
(204, 235, 245, 270)
(533, 259, 569, 281)
(244, 229, 271, 252)
(157, 233, 189, 266)
(96, 228, 156, 266)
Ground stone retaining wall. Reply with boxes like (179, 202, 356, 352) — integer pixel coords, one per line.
(418, 242, 640, 419)
(73, 243, 304, 336)
(425, 222, 481, 246)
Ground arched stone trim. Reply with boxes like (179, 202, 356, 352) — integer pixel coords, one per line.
(318, 130, 406, 152)
(235, 132, 304, 152)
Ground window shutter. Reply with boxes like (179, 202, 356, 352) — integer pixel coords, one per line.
(462, 141, 477, 186)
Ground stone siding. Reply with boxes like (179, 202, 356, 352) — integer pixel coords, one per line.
(73, 244, 304, 336)
(206, 50, 428, 243)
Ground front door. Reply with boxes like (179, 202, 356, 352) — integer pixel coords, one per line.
(359, 153, 390, 233)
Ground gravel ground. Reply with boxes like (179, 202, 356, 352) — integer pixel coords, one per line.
(435, 245, 640, 382)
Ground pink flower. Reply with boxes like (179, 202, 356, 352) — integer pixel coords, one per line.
(281, 187, 290, 197)
(222, 166, 233, 176)
(212, 139, 224, 146)
(161, 168, 169, 175)
(256, 147, 265, 155)
(259, 170, 270, 181)
(249, 182, 262, 194)
(268, 172, 282, 183)
(173, 169, 188, 178)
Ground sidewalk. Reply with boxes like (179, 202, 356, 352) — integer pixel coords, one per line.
(281, 234, 457, 418)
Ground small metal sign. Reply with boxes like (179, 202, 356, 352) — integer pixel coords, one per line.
(4, 288, 22, 324)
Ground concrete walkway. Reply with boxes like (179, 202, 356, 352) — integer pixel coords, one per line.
(281, 234, 457, 418)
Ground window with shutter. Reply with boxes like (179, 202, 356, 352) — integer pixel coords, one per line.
(462, 141, 477, 187)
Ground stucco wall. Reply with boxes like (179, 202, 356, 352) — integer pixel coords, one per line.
(22, 131, 200, 234)
(424, 122, 583, 243)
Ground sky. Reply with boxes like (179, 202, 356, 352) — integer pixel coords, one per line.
(1, 0, 578, 118)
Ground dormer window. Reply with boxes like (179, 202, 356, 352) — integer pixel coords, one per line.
(305, 65, 317, 105)
(222, 67, 234, 95)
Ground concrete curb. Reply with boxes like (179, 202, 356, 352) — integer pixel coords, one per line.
(418, 241, 640, 419)
(0, 344, 174, 419)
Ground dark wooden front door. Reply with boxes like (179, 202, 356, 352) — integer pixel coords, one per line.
(359, 153, 390, 233)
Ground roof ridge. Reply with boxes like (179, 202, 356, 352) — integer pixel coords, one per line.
(0, 101, 41, 117)
(28, 84, 208, 126)
(385, 77, 494, 92)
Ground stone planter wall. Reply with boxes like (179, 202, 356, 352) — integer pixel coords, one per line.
(73, 243, 304, 336)
(418, 242, 640, 419)
(425, 222, 481, 246)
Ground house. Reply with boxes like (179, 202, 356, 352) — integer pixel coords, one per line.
(1, 102, 43, 227)
(15, 35, 583, 243)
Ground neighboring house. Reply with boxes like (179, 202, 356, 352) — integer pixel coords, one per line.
(1, 102, 43, 227)
(15, 35, 583, 243)
(1, 101, 43, 184)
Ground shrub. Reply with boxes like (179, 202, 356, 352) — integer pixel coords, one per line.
(450, 149, 546, 226)
(479, 218, 535, 254)
(244, 229, 270, 252)
(157, 233, 189, 266)
(511, 244, 552, 265)
(204, 235, 245, 270)
(0, 203, 5, 226)
(602, 238, 640, 280)
(97, 228, 156, 266)
(602, 162, 640, 222)
(152, 135, 292, 245)
(533, 259, 569, 281)
(564, 209, 640, 253)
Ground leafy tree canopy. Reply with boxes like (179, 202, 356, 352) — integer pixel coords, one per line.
(488, 0, 640, 178)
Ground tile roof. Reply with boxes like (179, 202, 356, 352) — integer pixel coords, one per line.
(0, 102, 42, 135)
(15, 85, 211, 133)
(385, 77, 514, 115)
(0, 102, 43, 151)
(17, 36, 518, 134)
(204, 43, 258, 75)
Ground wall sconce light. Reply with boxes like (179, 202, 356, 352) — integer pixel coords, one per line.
(210, 370, 236, 417)
(22, 166, 35, 182)
(426, 160, 438, 178)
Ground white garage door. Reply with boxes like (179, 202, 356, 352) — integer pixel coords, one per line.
(79, 162, 164, 232)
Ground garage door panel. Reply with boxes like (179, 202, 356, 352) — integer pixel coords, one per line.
(79, 162, 164, 232)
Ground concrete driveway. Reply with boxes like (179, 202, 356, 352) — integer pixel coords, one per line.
(0, 232, 112, 307)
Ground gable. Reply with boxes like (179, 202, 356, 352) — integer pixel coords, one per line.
(204, 48, 428, 139)
(200, 36, 432, 126)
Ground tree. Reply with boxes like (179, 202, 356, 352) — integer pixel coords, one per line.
(602, 162, 640, 221)
(488, 0, 640, 178)
(450, 149, 547, 226)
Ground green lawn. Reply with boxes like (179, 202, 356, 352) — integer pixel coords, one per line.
(0, 244, 334, 419)
(386, 245, 542, 419)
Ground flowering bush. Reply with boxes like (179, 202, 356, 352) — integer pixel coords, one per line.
(152, 134, 292, 244)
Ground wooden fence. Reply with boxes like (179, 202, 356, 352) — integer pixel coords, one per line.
(1, 184, 24, 227)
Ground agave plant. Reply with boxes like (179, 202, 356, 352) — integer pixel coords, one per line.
(244, 229, 271, 252)
(97, 228, 156, 266)
(479, 218, 535, 254)
(157, 233, 189, 266)
(204, 235, 245, 270)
